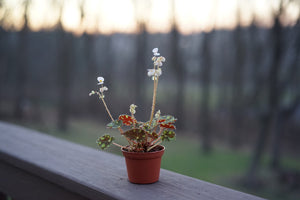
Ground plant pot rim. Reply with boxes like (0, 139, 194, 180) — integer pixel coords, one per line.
(121, 145, 165, 154)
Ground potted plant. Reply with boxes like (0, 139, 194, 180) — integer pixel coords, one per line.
(89, 48, 176, 184)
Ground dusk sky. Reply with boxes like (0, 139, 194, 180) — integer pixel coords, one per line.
(0, 0, 299, 34)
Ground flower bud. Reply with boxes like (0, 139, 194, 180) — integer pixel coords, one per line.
(155, 110, 161, 119)
(89, 90, 95, 96)
(130, 104, 137, 115)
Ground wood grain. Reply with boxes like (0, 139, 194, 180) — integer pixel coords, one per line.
(0, 121, 265, 200)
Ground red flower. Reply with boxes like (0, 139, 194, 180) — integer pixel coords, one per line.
(119, 115, 136, 126)
(160, 123, 176, 129)
(158, 119, 166, 123)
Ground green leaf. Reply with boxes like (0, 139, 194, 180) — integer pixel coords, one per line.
(161, 130, 176, 142)
(97, 134, 115, 149)
(106, 120, 122, 129)
(158, 115, 177, 124)
(142, 120, 158, 131)
(142, 123, 152, 131)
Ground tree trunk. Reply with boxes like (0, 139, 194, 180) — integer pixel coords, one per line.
(270, 113, 284, 170)
(57, 32, 72, 131)
(170, 27, 185, 130)
(270, 23, 300, 170)
(270, 95, 300, 170)
(13, 1, 30, 120)
(230, 25, 245, 148)
(199, 32, 213, 154)
(245, 16, 283, 185)
(246, 113, 272, 185)
(85, 33, 99, 115)
(14, 31, 28, 120)
(134, 24, 147, 120)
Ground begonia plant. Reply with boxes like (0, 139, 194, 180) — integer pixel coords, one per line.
(89, 48, 176, 152)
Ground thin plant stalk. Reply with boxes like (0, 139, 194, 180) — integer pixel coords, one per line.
(101, 98, 114, 122)
(147, 140, 162, 152)
(149, 78, 159, 125)
(99, 94, 126, 135)
(113, 142, 124, 149)
(150, 127, 164, 145)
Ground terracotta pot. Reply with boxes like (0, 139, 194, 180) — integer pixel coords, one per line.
(121, 145, 165, 184)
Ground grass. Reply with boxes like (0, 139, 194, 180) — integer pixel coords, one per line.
(162, 139, 250, 182)
(16, 118, 300, 200)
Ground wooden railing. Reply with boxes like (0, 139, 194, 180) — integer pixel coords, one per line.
(0, 121, 265, 200)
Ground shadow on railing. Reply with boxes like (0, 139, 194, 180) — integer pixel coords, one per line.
(0, 121, 265, 200)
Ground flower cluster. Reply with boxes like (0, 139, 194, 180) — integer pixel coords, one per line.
(130, 104, 137, 115)
(90, 48, 176, 152)
(147, 48, 165, 80)
(89, 77, 108, 99)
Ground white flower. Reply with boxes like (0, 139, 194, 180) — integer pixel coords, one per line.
(147, 68, 162, 77)
(130, 104, 137, 115)
(155, 68, 162, 76)
(154, 56, 166, 67)
(159, 56, 166, 62)
(154, 60, 163, 67)
(147, 69, 155, 77)
(97, 77, 104, 85)
(99, 86, 108, 93)
(152, 48, 160, 56)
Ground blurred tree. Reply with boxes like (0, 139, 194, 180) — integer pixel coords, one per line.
(0, 0, 7, 34)
(0, 0, 5, 117)
(132, 0, 148, 117)
(170, 0, 185, 130)
(85, 37, 99, 116)
(13, 0, 31, 120)
(79, 0, 98, 115)
(270, 20, 300, 170)
(55, 0, 73, 131)
(199, 31, 213, 154)
(198, 0, 217, 153)
(81, 1, 113, 120)
(245, 21, 264, 109)
(230, 5, 246, 149)
(271, 95, 300, 169)
(246, 14, 283, 187)
(100, 36, 113, 93)
(245, 0, 300, 185)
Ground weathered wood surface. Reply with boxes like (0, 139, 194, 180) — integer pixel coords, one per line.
(0, 121, 266, 200)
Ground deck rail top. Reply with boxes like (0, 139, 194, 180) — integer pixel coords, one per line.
(0, 121, 265, 200)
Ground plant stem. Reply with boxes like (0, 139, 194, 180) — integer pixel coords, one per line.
(149, 78, 158, 125)
(125, 137, 134, 146)
(112, 142, 124, 149)
(147, 140, 162, 152)
(101, 98, 114, 122)
(150, 127, 164, 144)
(131, 114, 136, 128)
(101, 97, 125, 134)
